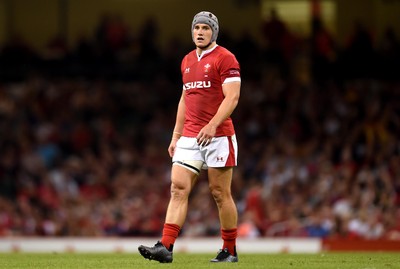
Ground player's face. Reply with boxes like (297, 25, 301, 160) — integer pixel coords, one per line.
(193, 23, 213, 49)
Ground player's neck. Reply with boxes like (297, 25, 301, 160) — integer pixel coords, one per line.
(196, 42, 217, 57)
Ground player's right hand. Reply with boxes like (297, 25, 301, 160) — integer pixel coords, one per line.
(168, 139, 178, 157)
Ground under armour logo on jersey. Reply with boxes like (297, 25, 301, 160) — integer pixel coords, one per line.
(185, 67, 190, 73)
(204, 63, 211, 73)
(216, 156, 224, 162)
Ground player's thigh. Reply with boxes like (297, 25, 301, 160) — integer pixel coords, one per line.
(171, 163, 199, 192)
(207, 167, 233, 193)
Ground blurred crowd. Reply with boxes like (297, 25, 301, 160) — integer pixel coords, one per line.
(0, 13, 399, 240)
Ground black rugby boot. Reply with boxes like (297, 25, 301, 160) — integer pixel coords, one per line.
(210, 247, 238, 262)
(138, 241, 173, 263)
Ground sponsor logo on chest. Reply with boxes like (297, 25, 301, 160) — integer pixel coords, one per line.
(183, 81, 211, 90)
(183, 62, 213, 90)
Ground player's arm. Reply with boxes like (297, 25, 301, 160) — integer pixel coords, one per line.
(197, 81, 240, 145)
(168, 91, 186, 157)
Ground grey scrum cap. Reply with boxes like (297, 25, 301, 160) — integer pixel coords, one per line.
(191, 11, 219, 42)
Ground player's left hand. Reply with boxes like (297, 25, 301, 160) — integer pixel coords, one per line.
(197, 124, 216, 146)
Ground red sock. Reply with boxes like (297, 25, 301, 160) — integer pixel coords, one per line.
(161, 223, 181, 251)
(221, 228, 237, 255)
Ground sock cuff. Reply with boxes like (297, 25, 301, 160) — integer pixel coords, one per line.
(163, 223, 181, 237)
(221, 228, 238, 241)
(164, 223, 181, 233)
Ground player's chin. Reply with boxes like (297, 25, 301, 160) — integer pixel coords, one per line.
(195, 41, 210, 50)
(195, 40, 204, 46)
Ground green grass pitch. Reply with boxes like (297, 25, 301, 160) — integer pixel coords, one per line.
(0, 252, 399, 269)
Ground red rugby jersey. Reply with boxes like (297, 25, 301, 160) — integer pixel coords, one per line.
(180, 45, 241, 137)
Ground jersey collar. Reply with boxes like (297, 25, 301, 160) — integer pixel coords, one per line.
(197, 44, 218, 61)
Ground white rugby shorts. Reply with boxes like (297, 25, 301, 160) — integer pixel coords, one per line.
(172, 135, 238, 175)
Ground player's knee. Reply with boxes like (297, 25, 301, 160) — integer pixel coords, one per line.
(170, 182, 190, 200)
(209, 184, 229, 205)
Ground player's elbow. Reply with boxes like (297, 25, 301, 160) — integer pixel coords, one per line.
(229, 93, 240, 107)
